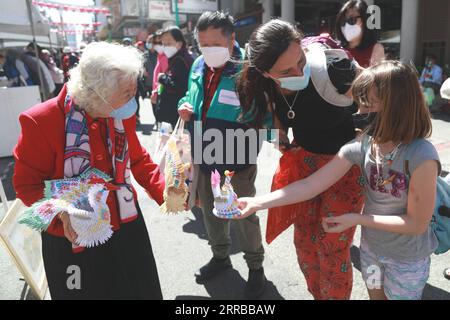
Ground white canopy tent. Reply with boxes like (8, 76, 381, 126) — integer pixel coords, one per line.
(0, 1, 47, 157)
(0, 0, 57, 49)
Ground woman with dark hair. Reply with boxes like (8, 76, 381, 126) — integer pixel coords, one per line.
(236, 19, 364, 300)
(154, 26, 193, 128)
(150, 30, 168, 128)
(335, 0, 385, 68)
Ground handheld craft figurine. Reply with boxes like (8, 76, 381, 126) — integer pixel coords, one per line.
(211, 170, 242, 219)
(160, 138, 191, 214)
(19, 168, 119, 248)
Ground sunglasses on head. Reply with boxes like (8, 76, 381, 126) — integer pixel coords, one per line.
(341, 16, 361, 26)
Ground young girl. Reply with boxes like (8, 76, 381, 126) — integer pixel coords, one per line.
(238, 60, 441, 300)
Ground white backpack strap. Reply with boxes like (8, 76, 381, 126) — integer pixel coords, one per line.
(305, 42, 354, 107)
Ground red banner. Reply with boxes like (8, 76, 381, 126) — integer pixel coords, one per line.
(50, 21, 102, 27)
(58, 29, 96, 35)
(32, 1, 110, 15)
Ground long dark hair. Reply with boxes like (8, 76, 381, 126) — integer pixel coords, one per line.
(335, 0, 378, 50)
(161, 26, 187, 48)
(236, 19, 303, 129)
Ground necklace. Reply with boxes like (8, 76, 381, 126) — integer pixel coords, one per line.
(375, 142, 402, 164)
(280, 90, 300, 120)
(373, 141, 402, 187)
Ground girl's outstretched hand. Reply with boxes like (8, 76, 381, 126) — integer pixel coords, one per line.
(322, 213, 361, 233)
(235, 197, 263, 219)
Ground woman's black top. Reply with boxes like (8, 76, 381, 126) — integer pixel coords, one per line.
(274, 80, 356, 155)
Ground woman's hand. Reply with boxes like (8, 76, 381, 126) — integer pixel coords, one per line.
(322, 213, 361, 233)
(178, 102, 193, 122)
(235, 197, 264, 219)
(273, 130, 292, 154)
(59, 212, 78, 244)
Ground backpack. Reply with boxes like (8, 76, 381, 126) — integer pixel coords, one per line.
(301, 35, 345, 50)
(403, 140, 450, 255)
(301, 35, 357, 107)
(360, 135, 450, 255)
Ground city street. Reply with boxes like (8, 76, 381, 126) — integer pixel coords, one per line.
(1, 98, 449, 300)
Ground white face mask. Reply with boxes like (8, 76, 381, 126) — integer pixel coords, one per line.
(200, 46, 231, 68)
(154, 45, 164, 54)
(341, 23, 362, 42)
(163, 46, 178, 59)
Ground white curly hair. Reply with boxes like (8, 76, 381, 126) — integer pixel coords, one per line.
(67, 41, 143, 113)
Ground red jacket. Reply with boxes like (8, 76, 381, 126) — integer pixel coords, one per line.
(13, 85, 165, 238)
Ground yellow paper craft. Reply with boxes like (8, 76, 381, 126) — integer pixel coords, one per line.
(160, 138, 191, 214)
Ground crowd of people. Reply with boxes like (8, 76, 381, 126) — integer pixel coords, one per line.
(0, 43, 81, 99)
(8, 0, 450, 300)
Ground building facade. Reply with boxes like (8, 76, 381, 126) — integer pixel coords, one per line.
(96, 0, 449, 74)
(261, 0, 449, 71)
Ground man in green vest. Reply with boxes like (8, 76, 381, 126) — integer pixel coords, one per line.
(178, 11, 271, 298)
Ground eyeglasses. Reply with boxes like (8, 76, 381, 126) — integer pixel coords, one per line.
(341, 16, 361, 26)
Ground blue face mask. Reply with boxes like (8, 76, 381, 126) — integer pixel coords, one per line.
(109, 97, 138, 120)
(276, 62, 311, 91)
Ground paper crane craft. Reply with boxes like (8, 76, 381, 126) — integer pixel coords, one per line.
(211, 170, 242, 219)
(160, 138, 191, 214)
(19, 168, 118, 248)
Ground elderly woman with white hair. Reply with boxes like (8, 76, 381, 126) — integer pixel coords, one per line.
(13, 42, 165, 299)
